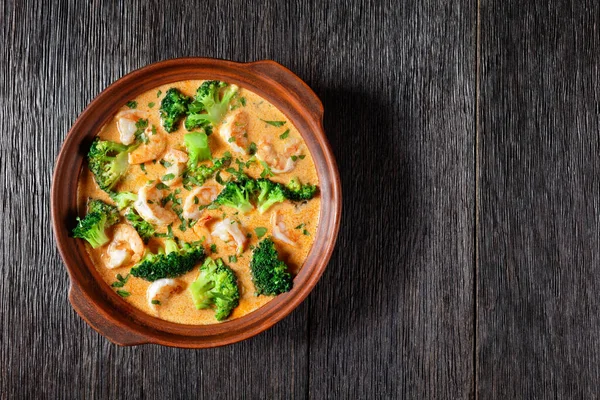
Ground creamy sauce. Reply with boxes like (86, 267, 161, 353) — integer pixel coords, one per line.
(77, 80, 320, 325)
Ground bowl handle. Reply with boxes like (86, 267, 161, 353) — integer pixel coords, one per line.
(245, 60, 324, 122)
(69, 283, 149, 346)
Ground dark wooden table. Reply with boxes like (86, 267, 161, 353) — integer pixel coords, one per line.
(2, 0, 599, 398)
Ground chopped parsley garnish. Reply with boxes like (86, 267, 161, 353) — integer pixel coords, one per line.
(151, 300, 161, 305)
(160, 159, 172, 168)
(111, 273, 130, 288)
(134, 118, 149, 143)
(295, 223, 306, 229)
(228, 255, 238, 263)
(162, 173, 175, 181)
(148, 102, 155, 108)
(303, 229, 310, 236)
(155, 182, 169, 190)
(254, 227, 268, 238)
(248, 142, 257, 155)
(260, 119, 286, 127)
(228, 137, 236, 143)
(240, 97, 246, 106)
(140, 164, 147, 173)
(279, 129, 290, 139)
(157, 90, 162, 98)
(126, 100, 137, 109)
(154, 224, 174, 239)
(210, 244, 218, 254)
(116, 290, 130, 297)
(259, 161, 274, 178)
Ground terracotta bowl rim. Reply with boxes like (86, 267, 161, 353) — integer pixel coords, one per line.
(51, 57, 342, 348)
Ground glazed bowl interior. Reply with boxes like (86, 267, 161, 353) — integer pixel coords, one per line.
(52, 58, 341, 348)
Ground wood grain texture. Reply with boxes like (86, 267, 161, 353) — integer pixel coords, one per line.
(478, 0, 600, 398)
(305, 1, 476, 399)
(1, 0, 476, 398)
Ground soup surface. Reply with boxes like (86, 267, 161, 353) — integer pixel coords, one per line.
(76, 80, 320, 324)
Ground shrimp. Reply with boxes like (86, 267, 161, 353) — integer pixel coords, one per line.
(211, 218, 247, 254)
(256, 137, 302, 173)
(192, 215, 214, 252)
(271, 210, 297, 246)
(219, 110, 249, 154)
(146, 278, 184, 310)
(105, 224, 145, 269)
(182, 184, 219, 220)
(116, 110, 148, 145)
(161, 149, 188, 186)
(134, 183, 177, 226)
(128, 125, 167, 164)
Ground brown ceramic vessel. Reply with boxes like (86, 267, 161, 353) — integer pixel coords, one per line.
(51, 58, 341, 348)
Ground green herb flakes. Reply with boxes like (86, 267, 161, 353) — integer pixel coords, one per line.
(254, 227, 268, 238)
(260, 119, 286, 127)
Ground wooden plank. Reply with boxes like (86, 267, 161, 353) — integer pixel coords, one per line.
(478, 1, 600, 397)
(305, 1, 476, 398)
(1, 1, 312, 398)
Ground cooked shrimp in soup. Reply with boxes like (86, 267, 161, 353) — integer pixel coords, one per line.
(74, 79, 320, 325)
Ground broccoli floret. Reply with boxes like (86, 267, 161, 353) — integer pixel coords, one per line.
(72, 199, 120, 248)
(184, 152, 232, 187)
(250, 238, 293, 296)
(284, 178, 318, 201)
(213, 179, 256, 214)
(184, 131, 211, 168)
(255, 178, 286, 214)
(159, 88, 191, 133)
(189, 257, 240, 321)
(87, 138, 131, 192)
(185, 81, 238, 131)
(130, 239, 205, 281)
(109, 191, 137, 210)
(125, 208, 155, 244)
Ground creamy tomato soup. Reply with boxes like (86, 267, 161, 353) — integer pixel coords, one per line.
(74, 80, 320, 325)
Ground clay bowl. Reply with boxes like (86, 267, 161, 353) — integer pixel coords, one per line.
(51, 58, 341, 348)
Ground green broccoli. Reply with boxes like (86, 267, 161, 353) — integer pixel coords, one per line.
(212, 178, 256, 214)
(109, 191, 137, 210)
(185, 81, 238, 131)
(184, 131, 211, 167)
(184, 152, 232, 187)
(189, 257, 240, 321)
(284, 178, 318, 201)
(130, 239, 205, 281)
(255, 178, 286, 214)
(159, 88, 191, 133)
(250, 238, 293, 295)
(125, 208, 155, 243)
(72, 199, 120, 248)
(87, 138, 132, 192)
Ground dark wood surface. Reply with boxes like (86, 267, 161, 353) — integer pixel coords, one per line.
(477, 1, 600, 398)
(0, 0, 598, 398)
